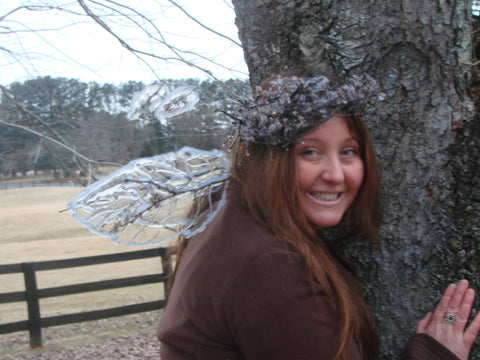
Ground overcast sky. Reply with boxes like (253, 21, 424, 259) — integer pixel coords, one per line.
(0, 0, 248, 85)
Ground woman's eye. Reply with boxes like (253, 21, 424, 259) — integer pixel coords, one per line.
(298, 149, 319, 157)
(342, 148, 359, 156)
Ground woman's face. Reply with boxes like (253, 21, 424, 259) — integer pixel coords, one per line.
(295, 116, 364, 229)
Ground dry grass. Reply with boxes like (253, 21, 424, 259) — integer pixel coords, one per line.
(0, 187, 170, 325)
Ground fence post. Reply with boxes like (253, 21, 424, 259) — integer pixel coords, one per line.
(22, 262, 42, 348)
(163, 250, 174, 302)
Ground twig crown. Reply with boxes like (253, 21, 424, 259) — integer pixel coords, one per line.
(230, 75, 382, 147)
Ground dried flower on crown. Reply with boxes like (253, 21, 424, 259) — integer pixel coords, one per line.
(230, 74, 382, 147)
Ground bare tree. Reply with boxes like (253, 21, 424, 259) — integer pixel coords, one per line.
(0, 1, 246, 83)
(0, 0, 247, 180)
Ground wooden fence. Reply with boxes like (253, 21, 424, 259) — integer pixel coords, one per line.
(0, 247, 170, 348)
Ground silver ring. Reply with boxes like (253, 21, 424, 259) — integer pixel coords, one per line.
(445, 313, 456, 325)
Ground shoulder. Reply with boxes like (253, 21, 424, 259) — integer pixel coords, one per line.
(169, 197, 296, 302)
(188, 197, 292, 268)
(224, 248, 323, 321)
(205, 198, 331, 314)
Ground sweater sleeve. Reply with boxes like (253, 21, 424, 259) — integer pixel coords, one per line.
(400, 333, 460, 360)
(223, 250, 361, 360)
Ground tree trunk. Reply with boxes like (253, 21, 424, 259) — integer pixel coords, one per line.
(232, 0, 479, 358)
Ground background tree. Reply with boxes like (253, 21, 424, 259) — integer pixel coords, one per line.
(0, 76, 250, 180)
(232, 0, 479, 358)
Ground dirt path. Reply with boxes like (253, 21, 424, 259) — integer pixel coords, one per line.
(0, 311, 162, 360)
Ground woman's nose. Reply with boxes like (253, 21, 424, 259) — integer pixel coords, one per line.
(320, 156, 344, 183)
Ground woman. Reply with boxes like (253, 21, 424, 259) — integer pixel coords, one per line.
(157, 75, 480, 359)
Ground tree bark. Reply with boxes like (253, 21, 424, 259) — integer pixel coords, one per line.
(232, 0, 479, 358)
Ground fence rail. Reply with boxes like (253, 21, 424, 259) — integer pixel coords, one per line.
(0, 247, 170, 348)
(0, 179, 83, 190)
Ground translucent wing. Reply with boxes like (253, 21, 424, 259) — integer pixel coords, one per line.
(68, 147, 230, 246)
(127, 85, 199, 122)
(127, 84, 167, 121)
(154, 87, 199, 119)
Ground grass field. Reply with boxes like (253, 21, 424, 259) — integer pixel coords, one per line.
(0, 187, 170, 325)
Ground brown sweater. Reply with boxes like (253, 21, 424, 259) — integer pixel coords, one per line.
(157, 198, 459, 360)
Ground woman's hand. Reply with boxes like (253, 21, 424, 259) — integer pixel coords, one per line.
(416, 280, 480, 360)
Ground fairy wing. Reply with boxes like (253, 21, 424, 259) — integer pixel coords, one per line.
(68, 146, 230, 246)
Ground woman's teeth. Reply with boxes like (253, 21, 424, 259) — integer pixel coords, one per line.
(312, 192, 339, 201)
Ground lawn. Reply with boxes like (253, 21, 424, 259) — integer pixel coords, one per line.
(0, 187, 169, 324)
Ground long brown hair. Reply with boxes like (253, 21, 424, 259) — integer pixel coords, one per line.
(229, 112, 381, 360)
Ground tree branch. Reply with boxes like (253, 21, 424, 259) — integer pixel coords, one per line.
(0, 118, 121, 167)
(165, 0, 242, 47)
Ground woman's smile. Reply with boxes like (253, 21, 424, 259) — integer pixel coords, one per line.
(308, 191, 342, 203)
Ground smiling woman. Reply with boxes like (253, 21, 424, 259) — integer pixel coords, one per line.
(155, 74, 480, 360)
(295, 116, 365, 230)
(0, 0, 247, 85)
